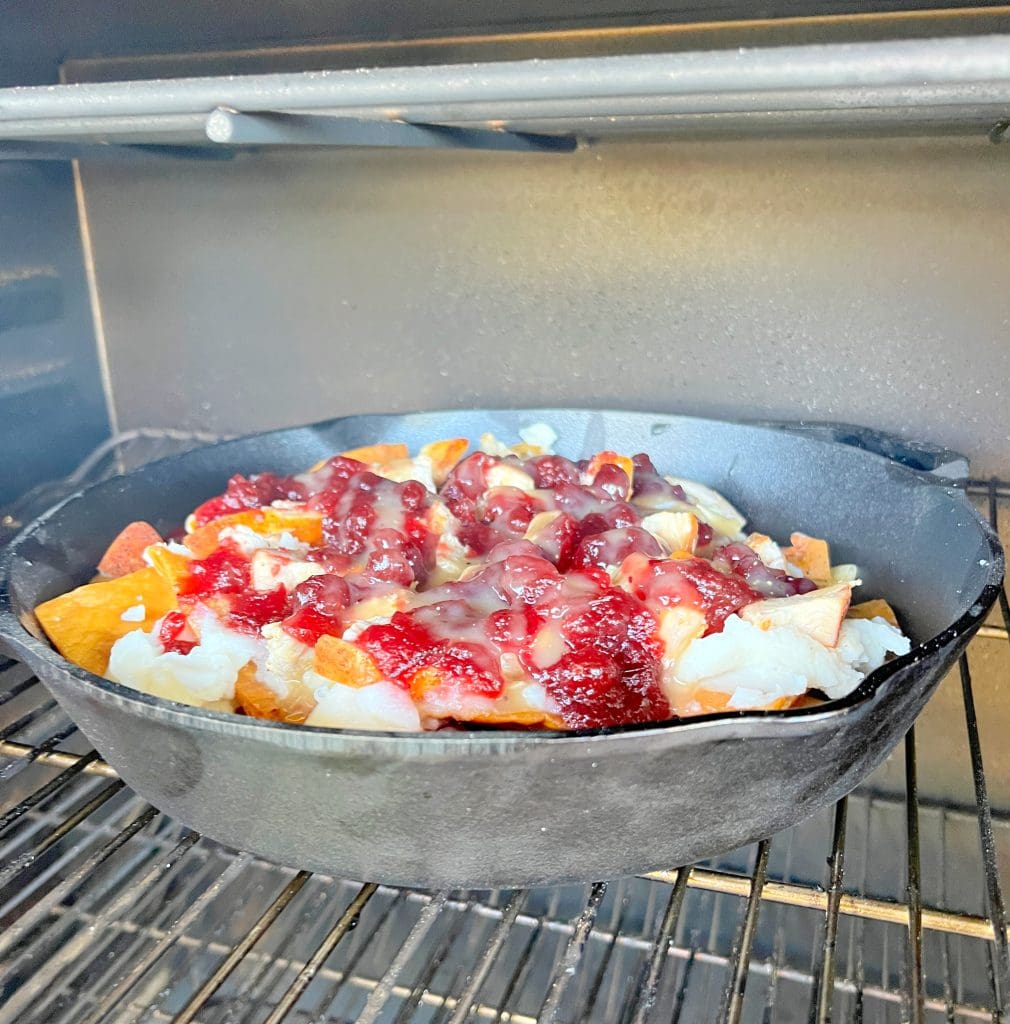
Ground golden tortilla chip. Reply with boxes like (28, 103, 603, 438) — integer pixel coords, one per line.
(184, 508, 323, 558)
(784, 532, 832, 586)
(146, 545, 193, 590)
(420, 438, 468, 485)
(314, 635, 383, 687)
(35, 567, 177, 676)
(97, 521, 163, 579)
(340, 443, 409, 466)
(234, 663, 316, 723)
(848, 598, 900, 629)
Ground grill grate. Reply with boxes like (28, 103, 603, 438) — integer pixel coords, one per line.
(1, 431, 1008, 1023)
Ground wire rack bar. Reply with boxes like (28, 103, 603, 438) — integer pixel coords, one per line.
(356, 891, 451, 1024)
(723, 841, 771, 1024)
(171, 871, 312, 1024)
(904, 729, 925, 1024)
(36, 895, 1003, 1024)
(76, 853, 254, 1024)
(0, 778, 126, 890)
(0, 748, 102, 832)
(814, 798, 848, 1024)
(0, 739, 119, 775)
(538, 882, 609, 1022)
(446, 891, 524, 1024)
(262, 882, 380, 1024)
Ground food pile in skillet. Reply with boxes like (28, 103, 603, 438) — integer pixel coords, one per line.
(35, 426, 909, 732)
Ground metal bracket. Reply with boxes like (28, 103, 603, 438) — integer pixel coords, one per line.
(204, 108, 577, 153)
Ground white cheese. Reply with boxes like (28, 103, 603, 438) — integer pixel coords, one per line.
(305, 676, 421, 731)
(518, 422, 558, 453)
(108, 607, 261, 705)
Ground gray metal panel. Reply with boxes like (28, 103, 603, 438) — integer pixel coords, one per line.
(0, 162, 109, 504)
(2, 0, 1000, 87)
(77, 135, 1010, 474)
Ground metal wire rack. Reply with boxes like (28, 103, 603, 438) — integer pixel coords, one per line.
(1, 430, 1008, 1024)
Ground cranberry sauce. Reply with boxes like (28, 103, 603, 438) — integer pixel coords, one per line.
(174, 445, 782, 727)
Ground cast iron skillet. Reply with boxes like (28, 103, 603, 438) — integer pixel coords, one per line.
(0, 409, 1002, 888)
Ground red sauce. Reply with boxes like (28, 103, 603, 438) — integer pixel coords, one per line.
(191, 472, 308, 527)
(282, 575, 352, 645)
(621, 554, 763, 634)
(179, 446, 771, 728)
(178, 546, 250, 597)
(157, 610, 197, 655)
(713, 542, 817, 598)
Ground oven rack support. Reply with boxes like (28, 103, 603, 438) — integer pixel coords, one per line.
(0, 430, 1008, 1023)
(1, 34, 1010, 152)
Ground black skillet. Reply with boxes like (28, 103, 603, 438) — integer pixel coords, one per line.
(0, 409, 1001, 887)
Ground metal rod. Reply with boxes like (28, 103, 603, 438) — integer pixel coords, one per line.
(171, 870, 311, 1024)
(905, 728, 925, 1024)
(4, 37, 1010, 121)
(0, 697, 60, 740)
(356, 890, 450, 1024)
(0, 673, 40, 707)
(395, 896, 475, 1024)
(490, 908, 544, 1024)
(630, 868, 692, 1024)
(723, 840, 771, 1024)
(261, 882, 379, 1024)
(645, 866, 1007, 943)
(0, 802, 157, 959)
(78, 853, 254, 1024)
(815, 799, 849, 1024)
(539, 882, 609, 1023)
(581, 885, 638, 1023)
(0, 749, 102, 833)
(0, 778, 125, 890)
(308, 890, 411, 1022)
(206, 109, 575, 152)
(447, 891, 524, 1024)
(0, 830, 201, 1022)
(0, 740, 118, 776)
(960, 653, 1010, 1010)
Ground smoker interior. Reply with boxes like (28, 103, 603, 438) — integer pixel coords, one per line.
(2, 4, 1010, 1021)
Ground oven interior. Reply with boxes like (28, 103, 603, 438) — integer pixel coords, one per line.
(1, 4, 1009, 1021)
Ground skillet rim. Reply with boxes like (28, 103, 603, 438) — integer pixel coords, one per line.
(0, 409, 1003, 748)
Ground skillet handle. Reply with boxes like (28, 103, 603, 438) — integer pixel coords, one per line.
(755, 420, 969, 480)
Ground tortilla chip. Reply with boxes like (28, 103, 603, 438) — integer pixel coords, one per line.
(420, 438, 468, 485)
(783, 532, 832, 585)
(691, 687, 794, 714)
(314, 635, 383, 687)
(146, 545, 192, 590)
(464, 708, 566, 729)
(234, 663, 316, 723)
(184, 508, 323, 558)
(97, 521, 163, 578)
(35, 567, 177, 676)
(848, 598, 900, 629)
(340, 443, 409, 466)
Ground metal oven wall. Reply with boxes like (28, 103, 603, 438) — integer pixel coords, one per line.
(75, 135, 1010, 473)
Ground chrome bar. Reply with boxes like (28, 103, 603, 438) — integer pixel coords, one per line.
(170, 870, 312, 1024)
(815, 799, 849, 1024)
(538, 882, 609, 1023)
(904, 728, 925, 1024)
(723, 840, 771, 1024)
(262, 882, 379, 1024)
(356, 891, 450, 1024)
